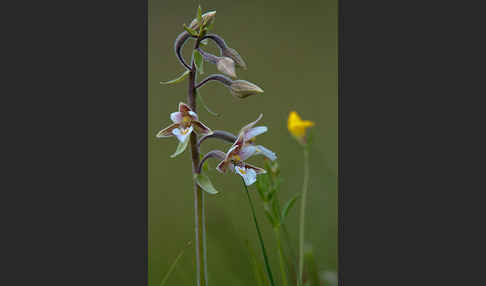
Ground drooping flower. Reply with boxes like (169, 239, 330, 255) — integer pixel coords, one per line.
(239, 114, 277, 161)
(287, 111, 315, 144)
(216, 57, 237, 78)
(229, 80, 264, 98)
(156, 102, 212, 143)
(216, 134, 266, 186)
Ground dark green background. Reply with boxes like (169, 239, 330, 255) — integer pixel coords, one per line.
(149, 1, 337, 285)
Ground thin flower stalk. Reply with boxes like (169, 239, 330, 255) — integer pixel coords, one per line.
(241, 178, 276, 286)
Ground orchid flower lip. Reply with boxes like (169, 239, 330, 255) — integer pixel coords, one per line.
(172, 125, 193, 143)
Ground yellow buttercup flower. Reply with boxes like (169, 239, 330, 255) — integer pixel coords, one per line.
(287, 111, 315, 143)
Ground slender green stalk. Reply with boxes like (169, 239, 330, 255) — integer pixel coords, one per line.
(160, 241, 192, 286)
(242, 179, 276, 286)
(298, 147, 310, 286)
(188, 57, 207, 286)
(282, 224, 298, 281)
(275, 228, 288, 286)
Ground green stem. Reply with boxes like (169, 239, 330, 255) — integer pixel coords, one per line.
(298, 147, 310, 286)
(242, 179, 276, 286)
(275, 228, 288, 286)
(188, 45, 207, 286)
(282, 224, 298, 281)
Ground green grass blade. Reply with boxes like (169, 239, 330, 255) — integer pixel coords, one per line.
(242, 179, 276, 286)
(160, 241, 192, 286)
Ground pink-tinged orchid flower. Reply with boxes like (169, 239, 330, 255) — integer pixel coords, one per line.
(156, 102, 212, 143)
(216, 134, 266, 186)
(238, 114, 277, 161)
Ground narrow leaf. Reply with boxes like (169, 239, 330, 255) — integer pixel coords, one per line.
(193, 50, 204, 74)
(160, 70, 190, 85)
(196, 91, 220, 117)
(272, 197, 281, 221)
(264, 208, 277, 228)
(245, 240, 266, 286)
(170, 136, 190, 158)
(304, 245, 320, 286)
(281, 193, 301, 223)
(183, 24, 198, 37)
(160, 241, 192, 286)
(197, 5, 203, 23)
(195, 172, 219, 194)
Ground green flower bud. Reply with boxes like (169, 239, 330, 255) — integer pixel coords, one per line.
(189, 11, 216, 31)
(223, 47, 247, 70)
(216, 57, 237, 78)
(229, 80, 264, 98)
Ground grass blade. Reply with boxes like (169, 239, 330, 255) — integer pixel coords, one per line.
(160, 241, 192, 286)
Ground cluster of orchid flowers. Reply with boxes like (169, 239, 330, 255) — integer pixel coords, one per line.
(157, 102, 276, 186)
(155, 8, 275, 187)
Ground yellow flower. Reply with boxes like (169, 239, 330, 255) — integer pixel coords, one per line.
(287, 111, 315, 142)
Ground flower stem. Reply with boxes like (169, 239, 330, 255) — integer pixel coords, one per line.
(298, 147, 310, 286)
(242, 179, 276, 286)
(274, 227, 288, 286)
(188, 55, 207, 286)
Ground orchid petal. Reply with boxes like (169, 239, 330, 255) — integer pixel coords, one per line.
(232, 133, 245, 149)
(243, 163, 267, 175)
(156, 123, 179, 138)
(188, 111, 199, 121)
(240, 114, 263, 133)
(172, 126, 193, 143)
(216, 160, 230, 174)
(239, 145, 257, 161)
(170, 112, 183, 123)
(225, 144, 239, 158)
(235, 165, 257, 186)
(192, 120, 212, 135)
(255, 145, 277, 161)
(178, 102, 192, 114)
(228, 163, 235, 173)
(244, 126, 268, 141)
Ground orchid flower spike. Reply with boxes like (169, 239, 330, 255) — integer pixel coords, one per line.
(156, 102, 212, 143)
(238, 114, 277, 161)
(216, 134, 266, 186)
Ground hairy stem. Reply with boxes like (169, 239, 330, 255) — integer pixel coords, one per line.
(242, 179, 276, 286)
(298, 147, 310, 286)
(189, 48, 207, 286)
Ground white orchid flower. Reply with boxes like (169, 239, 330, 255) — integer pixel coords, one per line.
(156, 102, 212, 143)
(238, 114, 277, 161)
(216, 134, 266, 186)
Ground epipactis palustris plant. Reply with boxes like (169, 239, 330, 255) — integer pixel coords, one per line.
(156, 6, 275, 286)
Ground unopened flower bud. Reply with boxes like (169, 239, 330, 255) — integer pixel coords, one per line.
(223, 47, 247, 70)
(229, 80, 264, 98)
(189, 11, 217, 31)
(216, 57, 237, 78)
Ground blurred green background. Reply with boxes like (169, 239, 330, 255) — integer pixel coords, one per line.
(149, 0, 337, 285)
